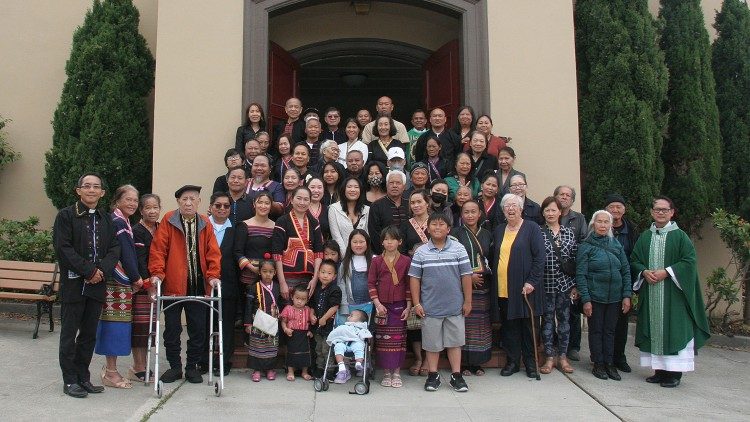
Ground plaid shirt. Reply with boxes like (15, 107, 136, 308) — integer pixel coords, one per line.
(541, 225, 577, 293)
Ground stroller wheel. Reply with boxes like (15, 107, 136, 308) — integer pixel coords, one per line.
(313, 378, 323, 392)
(322, 379, 329, 391)
(354, 381, 368, 395)
(214, 381, 221, 397)
(156, 380, 164, 398)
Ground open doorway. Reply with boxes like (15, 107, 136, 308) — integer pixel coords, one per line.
(249, 1, 487, 131)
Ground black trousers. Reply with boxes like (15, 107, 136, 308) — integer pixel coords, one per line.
(499, 298, 535, 368)
(569, 305, 582, 352)
(588, 301, 620, 365)
(613, 309, 630, 364)
(59, 297, 102, 385)
(163, 300, 207, 369)
(202, 296, 237, 367)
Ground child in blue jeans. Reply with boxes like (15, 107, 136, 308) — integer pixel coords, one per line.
(326, 310, 372, 383)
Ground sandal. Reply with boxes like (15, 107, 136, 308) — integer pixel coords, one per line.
(301, 373, 313, 381)
(101, 367, 132, 389)
(419, 367, 429, 376)
(461, 368, 473, 377)
(540, 357, 556, 374)
(286, 373, 295, 381)
(252, 371, 261, 382)
(391, 374, 403, 388)
(474, 367, 486, 376)
(409, 361, 422, 376)
(381, 373, 392, 387)
(558, 356, 574, 374)
(267, 370, 276, 381)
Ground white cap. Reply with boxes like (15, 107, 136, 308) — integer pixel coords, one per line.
(387, 147, 405, 161)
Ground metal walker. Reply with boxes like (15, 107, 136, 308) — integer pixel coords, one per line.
(145, 281, 224, 397)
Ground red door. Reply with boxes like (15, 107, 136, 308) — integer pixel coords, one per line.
(268, 42, 300, 137)
(423, 40, 460, 128)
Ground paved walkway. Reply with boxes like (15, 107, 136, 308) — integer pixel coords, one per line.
(2, 317, 748, 421)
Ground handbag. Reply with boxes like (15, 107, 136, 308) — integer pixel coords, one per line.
(406, 308, 422, 330)
(545, 227, 576, 277)
(252, 282, 279, 336)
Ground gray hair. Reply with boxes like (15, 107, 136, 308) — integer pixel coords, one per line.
(510, 173, 527, 184)
(588, 210, 614, 238)
(553, 185, 577, 201)
(320, 140, 338, 154)
(386, 169, 407, 185)
(500, 193, 524, 209)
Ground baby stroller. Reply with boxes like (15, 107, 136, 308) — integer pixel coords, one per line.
(313, 302, 374, 395)
(145, 281, 224, 398)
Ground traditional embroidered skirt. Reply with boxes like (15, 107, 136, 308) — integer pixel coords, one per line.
(462, 289, 492, 366)
(375, 301, 407, 370)
(248, 329, 279, 371)
(285, 329, 311, 369)
(95, 280, 133, 356)
(130, 290, 154, 348)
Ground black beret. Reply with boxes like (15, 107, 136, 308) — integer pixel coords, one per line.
(175, 185, 202, 198)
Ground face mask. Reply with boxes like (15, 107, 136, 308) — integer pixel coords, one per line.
(431, 192, 447, 205)
(368, 175, 383, 187)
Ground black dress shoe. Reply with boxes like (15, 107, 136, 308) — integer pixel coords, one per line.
(646, 370, 665, 384)
(615, 361, 632, 373)
(660, 378, 680, 388)
(197, 362, 209, 375)
(567, 349, 580, 361)
(160, 368, 183, 383)
(63, 383, 88, 398)
(213, 362, 231, 376)
(605, 364, 621, 381)
(592, 363, 608, 380)
(185, 366, 203, 384)
(525, 368, 539, 379)
(500, 362, 519, 377)
(79, 381, 105, 393)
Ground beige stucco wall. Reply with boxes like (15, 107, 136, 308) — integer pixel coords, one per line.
(270, 2, 458, 52)
(150, 0, 243, 211)
(487, 1, 581, 208)
(0, 0, 157, 227)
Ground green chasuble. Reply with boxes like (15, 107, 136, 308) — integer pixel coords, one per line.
(630, 223, 710, 355)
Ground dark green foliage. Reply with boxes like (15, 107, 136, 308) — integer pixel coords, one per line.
(659, 0, 722, 234)
(713, 0, 750, 220)
(0, 115, 20, 178)
(0, 217, 55, 262)
(45, 0, 154, 209)
(576, 0, 669, 228)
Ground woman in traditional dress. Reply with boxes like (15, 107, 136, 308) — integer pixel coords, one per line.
(235, 192, 276, 287)
(368, 226, 411, 388)
(272, 186, 324, 301)
(95, 185, 142, 389)
(451, 200, 493, 376)
(130, 193, 161, 383)
(419, 136, 449, 184)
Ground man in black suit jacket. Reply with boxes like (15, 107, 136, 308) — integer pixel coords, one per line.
(53, 173, 120, 398)
(203, 192, 240, 375)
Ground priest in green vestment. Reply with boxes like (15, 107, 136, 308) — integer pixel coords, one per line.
(630, 196, 710, 388)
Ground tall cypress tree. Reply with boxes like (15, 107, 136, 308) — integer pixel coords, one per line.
(659, 0, 722, 234)
(576, 0, 669, 228)
(44, 0, 154, 209)
(713, 0, 750, 220)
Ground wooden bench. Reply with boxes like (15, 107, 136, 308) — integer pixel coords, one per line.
(0, 260, 59, 339)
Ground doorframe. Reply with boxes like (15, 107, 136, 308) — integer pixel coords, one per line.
(242, 0, 490, 120)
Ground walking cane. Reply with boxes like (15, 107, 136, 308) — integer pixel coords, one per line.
(523, 292, 541, 381)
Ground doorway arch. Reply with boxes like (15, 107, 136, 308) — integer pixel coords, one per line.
(242, 0, 490, 118)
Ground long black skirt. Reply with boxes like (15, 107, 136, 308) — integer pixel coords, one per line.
(285, 329, 311, 369)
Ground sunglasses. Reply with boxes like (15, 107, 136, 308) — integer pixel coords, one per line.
(212, 203, 231, 209)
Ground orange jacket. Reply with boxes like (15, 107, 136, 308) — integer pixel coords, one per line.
(148, 210, 221, 296)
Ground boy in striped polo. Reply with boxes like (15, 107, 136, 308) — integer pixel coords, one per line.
(409, 213, 473, 392)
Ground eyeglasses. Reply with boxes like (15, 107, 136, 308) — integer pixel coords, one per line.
(652, 208, 672, 214)
(509, 183, 526, 188)
(326, 114, 339, 119)
(212, 203, 231, 209)
(79, 184, 102, 190)
(503, 204, 520, 209)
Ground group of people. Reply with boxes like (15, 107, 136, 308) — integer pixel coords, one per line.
(53, 95, 710, 398)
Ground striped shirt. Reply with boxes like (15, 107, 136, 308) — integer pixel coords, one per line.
(408, 236, 472, 318)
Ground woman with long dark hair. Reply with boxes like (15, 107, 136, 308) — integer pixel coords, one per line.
(364, 161, 387, 205)
(328, 176, 370, 253)
(321, 161, 344, 207)
(235, 102, 266, 153)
